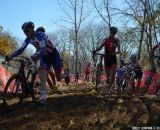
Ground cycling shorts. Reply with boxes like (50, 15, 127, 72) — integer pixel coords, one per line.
(39, 57, 49, 69)
(104, 54, 117, 70)
(42, 48, 62, 73)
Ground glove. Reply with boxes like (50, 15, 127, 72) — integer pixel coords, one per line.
(92, 50, 97, 60)
(92, 50, 96, 55)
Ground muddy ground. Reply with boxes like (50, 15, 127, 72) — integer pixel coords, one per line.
(0, 85, 160, 130)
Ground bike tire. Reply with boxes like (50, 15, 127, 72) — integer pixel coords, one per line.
(3, 74, 24, 110)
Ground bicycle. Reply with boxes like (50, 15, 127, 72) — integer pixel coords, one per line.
(92, 53, 105, 91)
(116, 63, 136, 95)
(3, 56, 37, 110)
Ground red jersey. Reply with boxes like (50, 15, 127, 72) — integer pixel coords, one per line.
(103, 36, 120, 69)
(104, 36, 119, 54)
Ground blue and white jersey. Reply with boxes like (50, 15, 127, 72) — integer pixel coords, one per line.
(11, 31, 55, 59)
(116, 66, 126, 78)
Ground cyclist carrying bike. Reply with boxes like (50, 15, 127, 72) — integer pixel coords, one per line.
(93, 26, 121, 93)
(128, 54, 143, 94)
(6, 21, 62, 105)
(116, 58, 126, 92)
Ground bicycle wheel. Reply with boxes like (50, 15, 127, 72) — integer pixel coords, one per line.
(3, 74, 24, 110)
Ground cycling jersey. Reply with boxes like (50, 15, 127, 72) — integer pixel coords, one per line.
(103, 36, 120, 70)
(10, 31, 61, 71)
(128, 61, 142, 79)
(11, 31, 55, 59)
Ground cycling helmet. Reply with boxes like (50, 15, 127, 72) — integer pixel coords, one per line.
(110, 26, 118, 34)
(120, 59, 125, 65)
(22, 21, 34, 31)
(36, 27, 45, 33)
(130, 54, 137, 61)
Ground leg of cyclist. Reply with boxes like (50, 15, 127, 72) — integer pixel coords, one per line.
(48, 66, 56, 86)
(39, 68, 48, 104)
(104, 54, 118, 94)
(50, 48, 62, 82)
(109, 66, 117, 92)
(105, 67, 110, 92)
(43, 48, 62, 83)
(38, 58, 49, 105)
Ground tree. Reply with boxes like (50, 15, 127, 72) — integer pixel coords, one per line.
(118, 0, 160, 59)
(93, 0, 113, 27)
(0, 32, 18, 57)
(56, 0, 89, 74)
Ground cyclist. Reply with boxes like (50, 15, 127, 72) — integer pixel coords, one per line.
(116, 59, 126, 93)
(6, 21, 62, 105)
(36, 27, 56, 88)
(128, 54, 143, 94)
(93, 26, 121, 93)
(63, 68, 70, 85)
(75, 72, 79, 84)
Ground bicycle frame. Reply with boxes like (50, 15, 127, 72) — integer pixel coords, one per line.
(117, 64, 135, 93)
(93, 53, 104, 91)
(8, 57, 35, 100)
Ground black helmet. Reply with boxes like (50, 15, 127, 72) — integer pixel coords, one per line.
(130, 54, 137, 60)
(110, 26, 118, 34)
(120, 59, 125, 64)
(36, 27, 45, 32)
(22, 21, 34, 31)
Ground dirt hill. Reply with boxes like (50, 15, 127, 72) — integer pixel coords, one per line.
(0, 86, 160, 130)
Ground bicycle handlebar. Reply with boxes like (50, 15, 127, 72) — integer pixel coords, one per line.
(152, 54, 160, 59)
(92, 52, 104, 58)
(3, 56, 33, 68)
(94, 53, 104, 56)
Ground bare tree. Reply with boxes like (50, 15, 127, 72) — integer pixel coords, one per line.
(56, 0, 89, 74)
(117, 0, 160, 62)
(93, 0, 119, 28)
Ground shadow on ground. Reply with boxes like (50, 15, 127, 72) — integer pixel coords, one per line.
(0, 90, 160, 130)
